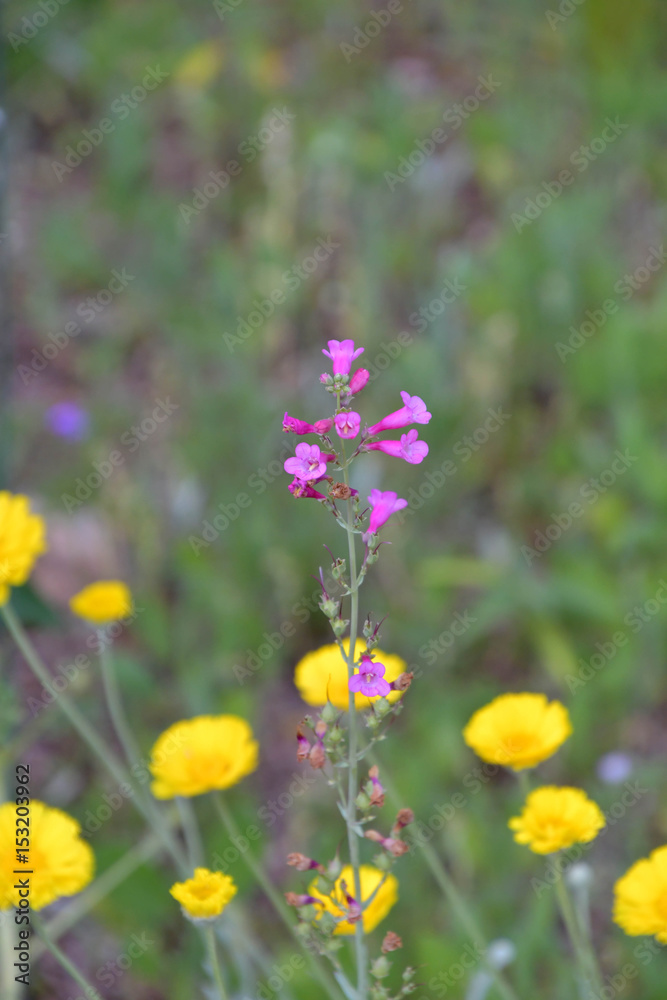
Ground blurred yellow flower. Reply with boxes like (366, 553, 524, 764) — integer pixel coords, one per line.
(509, 786, 605, 855)
(0, 800, 94, 910)
(175, 40, 225, 89)
(614, 846, 667, 942)
(309, 864, 398, 935)
(0, 492, 47, 605)
(294, 639, 406, 711)
(463, 692, 572, 770)
(170, 867, 237, 921)
(69, 580, 133, 624)
(149, 715, 258, 799)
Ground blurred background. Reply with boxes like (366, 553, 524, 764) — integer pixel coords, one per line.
(4, 0, 667, 996)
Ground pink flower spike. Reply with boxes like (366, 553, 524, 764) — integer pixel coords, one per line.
(283, 412, 333, 436)
(288, 479, 327, 500)
(334, 411, 361, 440)
(365, 392, 432, 436)
(349, 655, 391, 698)
(348, 368, 370, 395)
(284, 443, 328, 481)
(366, 489, 408, 535)
(364, 429, 429, 464)
(322, 339, 364, 375)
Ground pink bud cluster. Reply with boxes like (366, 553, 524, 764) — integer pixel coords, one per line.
(282, 339, 432, 539)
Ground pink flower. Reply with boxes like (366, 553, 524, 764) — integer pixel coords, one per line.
(322, 339, 364, 376)
(283, 412, 333, 435)
(365, 392, 431, 436)
(284, 443, 328, 481)
(366, 489, 408, 535)
(348, 368, 370, 395)
(334, 411, 361, 439)
(288, 479, 327, 500)
(364, 429, 429, 464)
(349, 655, 391, 698)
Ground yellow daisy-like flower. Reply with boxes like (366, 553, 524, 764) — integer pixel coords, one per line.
(613, 846, 667, 942)
(308, 864, 398, 935)
(0, 492, 47, 605)
(69, 580, 133, 624)
(0, 800, 94, 910)
(508, 786, 606, 855)
(149, 715, 258, 799)
(170, 867, 237, 921)
(463, 692, 572, 771)
(294, 639, 406, 711)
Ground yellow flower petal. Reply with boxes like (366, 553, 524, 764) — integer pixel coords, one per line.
(0, 492, 47, 605)
(508, 786, 605, 855)
(614, 846, 667, 942)
(149, 715, 258, 799)
(69, 581, 133, 624)
(170, 867, 237, 920)
(463, 692, 572, 770)
(308, 865, 398, 935)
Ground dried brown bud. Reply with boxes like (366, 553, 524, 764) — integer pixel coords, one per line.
(314, 719, 327, 739)
(381, 931, 403, 954)
(364, 829, 385, 844)
(285, 891, 317, 907)
(287, 852, 314, 872)
(384, 837, 409, 857)
(368, 765, 380, 779)
(309, 742, 326, 769)
(329, 482, 353, 500)
(393, 671, 414, 692)
(393, 808, 414, 830)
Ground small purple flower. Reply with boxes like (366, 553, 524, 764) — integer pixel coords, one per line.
(349, 655, 391, 698)
(283, 412, 333, 435)
(366, 489, 408, 536)
(334, 411, 361, 440)
(284, 443, 328, 481)
(366, 392, 431, 436)
(364, 429, 429, 464)
(596, 751, 633, 785)
(288, 479, 327, 500)
(45, 402, 90, 441)
(322, 339, 364, 376)
(348, 368, 370, 395)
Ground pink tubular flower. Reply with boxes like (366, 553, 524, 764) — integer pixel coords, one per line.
(349, 655, 391, 698)
(283, 412, 334, 435)
(348, 368, 370, 395)
(334, 411, 361, 439)
(284, 443, 328, 481)
(364, 429, 429, 465)
(366, 489, 408, 536)
(288, 479, 327, 500)
(322, 339, 364, 376)
(365, 392, 432, 436)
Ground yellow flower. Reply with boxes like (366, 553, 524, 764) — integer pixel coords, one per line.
(149, 715, 258, 799)
(0, 492, 47, 605)
(463, 692, 572, 770)
(170, 867, 237, 921)
(309, 864, 398, 935)
(508, 786, 605, 855)
(613, 846, 667, 942)
(0, 800, 94, 910)
(69, 580, 133, 624)
(294, 639, 406, 711)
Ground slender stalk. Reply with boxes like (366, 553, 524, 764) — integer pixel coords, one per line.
(176, 796, 204, 868)
(212, 792, 344, 1000)
(1, 603, 188, 875)
(204, 925, 228, 1000)
(554, 874, 603, 998)
(372, 756, 519, 1000)
(99, 644, 143, 769)
(517, 770, 531, 800)
(33, 912, 101, 999)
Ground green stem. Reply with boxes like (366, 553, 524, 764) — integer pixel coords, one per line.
(1, 603, 188, 875)
(517, 770, 531, 800)
(33, 912, 101, 999)
(204, 924, 228, 1000)
(99, 644, 143, 770)
(176, 796, 204, 868)
(211, 792, 344, 1000)
(372, 756, 519, 1000)
(554, 873, 604, 998)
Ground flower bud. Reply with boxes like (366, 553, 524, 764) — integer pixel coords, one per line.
(321, 701, 338, 723)
(309, 742, 326, 769)
(393, 808, 414, 831)
(348, 368, 370, 395)
(381, 931, 403, 953)
(372, 696, 391, 719)
(327, 724, 344, 743)
(392, 671, 414, 692)
(331, 617, 349, 637)
(371, 956, 391, 979)
(320, 598, 338, 619)
(355, 791, 371, 811)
